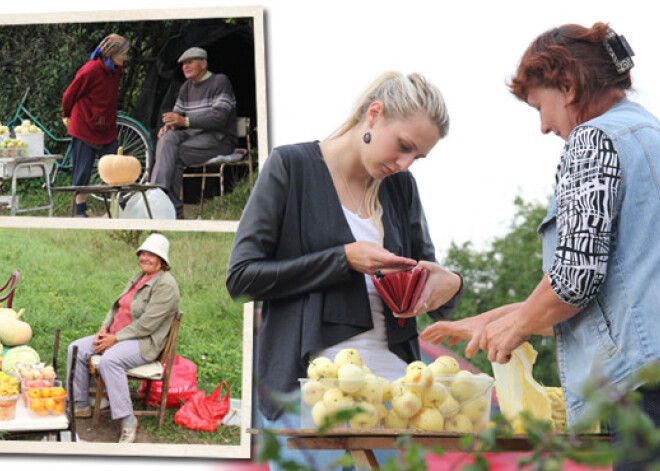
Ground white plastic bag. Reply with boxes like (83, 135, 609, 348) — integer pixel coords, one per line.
(122, 188, 176, 219)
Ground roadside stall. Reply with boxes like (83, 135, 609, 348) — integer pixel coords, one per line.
(0, 311, 77, 441)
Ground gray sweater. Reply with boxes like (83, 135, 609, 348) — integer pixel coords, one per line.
(227, 142, 463, 420)
(173, 72, 237, 148)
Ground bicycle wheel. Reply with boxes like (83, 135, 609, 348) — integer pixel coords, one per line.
(88, 116, 154, 202)
(115, 115, 153, 183)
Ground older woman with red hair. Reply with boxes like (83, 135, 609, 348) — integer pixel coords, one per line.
(421, 23, 660, 469)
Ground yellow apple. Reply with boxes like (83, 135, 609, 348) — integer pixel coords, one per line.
(403, 361, 434, 391)
(450, 370, 482, 403)
(333, 348, 364, 369)
(337, 363, 365, 393)
(307, 356, 338, 379)
(384, 409, 408, 429)
(323, 387, 353, 414)
(444, 413, 473, 433)
(422, 381, 449, 409)
(438, 394, 460, 418)
(459, 395, 490, 423)
(349, 401, 379, 429)
(302, 379, 326, 406)
(409, 406, 445, 431)
(392, 389, 422, 419)
(311, 400, 330, 427)
(353, 376, 385, 404)
(431, 355, 460, 375)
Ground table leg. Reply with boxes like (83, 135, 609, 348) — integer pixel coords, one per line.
(11, 171, 18, 216)
(351, 449, 379, 470)
(111, 193, 120, 218)
(141, 191, 153, 219)
(70, 192, 77, 217)
(102, 194, 111, 218)
(43, 165, 53, 217)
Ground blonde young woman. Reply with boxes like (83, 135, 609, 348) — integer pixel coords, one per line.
(227, 72, 463, 469)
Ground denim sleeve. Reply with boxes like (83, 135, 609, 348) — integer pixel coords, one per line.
(549, 126, 621, 307)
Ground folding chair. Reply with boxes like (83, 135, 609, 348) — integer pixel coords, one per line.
(181, 117, 253, 211)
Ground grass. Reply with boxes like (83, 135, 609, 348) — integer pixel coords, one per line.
(0, 228, 245, 444)
(139, 408, 241, 445)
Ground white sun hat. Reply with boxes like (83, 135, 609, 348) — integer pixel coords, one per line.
(136, 233, 170, 265)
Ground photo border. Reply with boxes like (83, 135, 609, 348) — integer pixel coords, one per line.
(0, 5, 264, 459)
(0, 4, 268, 229)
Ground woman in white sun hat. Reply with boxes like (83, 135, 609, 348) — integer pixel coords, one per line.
(67, 233, 180, 443)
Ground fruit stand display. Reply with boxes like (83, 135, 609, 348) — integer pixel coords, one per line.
(300, 348, 495, 434)
(0, 307, 76, 440)
(247, 346, 610, 470)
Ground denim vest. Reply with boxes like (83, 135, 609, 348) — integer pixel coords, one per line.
(538, 99, 660, 426)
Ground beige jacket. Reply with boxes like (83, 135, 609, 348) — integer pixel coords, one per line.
(103, 269, 180, 362)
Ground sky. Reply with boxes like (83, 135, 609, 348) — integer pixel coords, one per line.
(2, 0, 659, 469)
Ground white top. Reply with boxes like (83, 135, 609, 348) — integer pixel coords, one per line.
(312, 207, 407, 382)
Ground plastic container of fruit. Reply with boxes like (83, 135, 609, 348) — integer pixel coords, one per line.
(27, 381, 67, 418)
(299, 377, 388, 429)
(14, 131, 44, 157)
(22, 378, 58, 406)
(0, 394, 19, 421)
(385, 373, 494, 433)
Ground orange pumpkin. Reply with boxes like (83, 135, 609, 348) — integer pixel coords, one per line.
(98, 146, 141, 185)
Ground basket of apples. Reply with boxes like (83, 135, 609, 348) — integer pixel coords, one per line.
(384, 356, 494, 433)
(300, 348, 390, 429)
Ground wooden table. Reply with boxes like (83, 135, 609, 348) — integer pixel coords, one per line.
(52, 183, 159, 218)
(247, 428, 610, 470)
(0, 155, 58, 216)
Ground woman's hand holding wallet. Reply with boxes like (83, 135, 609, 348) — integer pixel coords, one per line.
(344, 241, 417, 276)
(380, 261, 462, 319)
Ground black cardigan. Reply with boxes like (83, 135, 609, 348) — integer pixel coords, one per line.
(226, 141, 462, 420)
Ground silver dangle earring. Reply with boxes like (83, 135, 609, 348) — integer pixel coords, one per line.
(363, 131, 371, 144)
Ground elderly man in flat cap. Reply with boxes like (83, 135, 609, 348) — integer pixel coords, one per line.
(150, 47, 237, 219)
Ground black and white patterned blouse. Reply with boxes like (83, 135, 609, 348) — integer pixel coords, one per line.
(548, 126, 622, 308)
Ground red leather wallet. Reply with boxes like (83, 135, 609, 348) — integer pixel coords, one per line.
(372, 267, 429, 326)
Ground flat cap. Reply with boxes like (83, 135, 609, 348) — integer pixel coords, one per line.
(178, 47, 207, 63)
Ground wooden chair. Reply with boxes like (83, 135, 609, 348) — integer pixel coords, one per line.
(181, 116, 254, 212)
(0, 269, 20, 308)
(88, 311, 183, 429)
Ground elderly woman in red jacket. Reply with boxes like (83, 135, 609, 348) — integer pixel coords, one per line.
(62, 33, 130, 217)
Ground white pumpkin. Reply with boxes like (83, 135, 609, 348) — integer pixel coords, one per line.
(98, 146, 141, 185)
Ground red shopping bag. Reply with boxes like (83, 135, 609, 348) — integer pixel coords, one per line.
(137, 355, 198, 408)
(174, 381, 231, 432)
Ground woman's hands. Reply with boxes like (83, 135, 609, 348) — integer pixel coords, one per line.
(93, 326, 118, 353)
(420, 303, 526, 362)
(345, 241, 417, 276)
(395, 261, 462, 318)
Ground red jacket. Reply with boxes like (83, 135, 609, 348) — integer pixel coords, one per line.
(62, 59, 122, 145)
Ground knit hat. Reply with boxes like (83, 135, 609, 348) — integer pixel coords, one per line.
(136, 234, 170, 266)
(178, 47, 207, 63)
